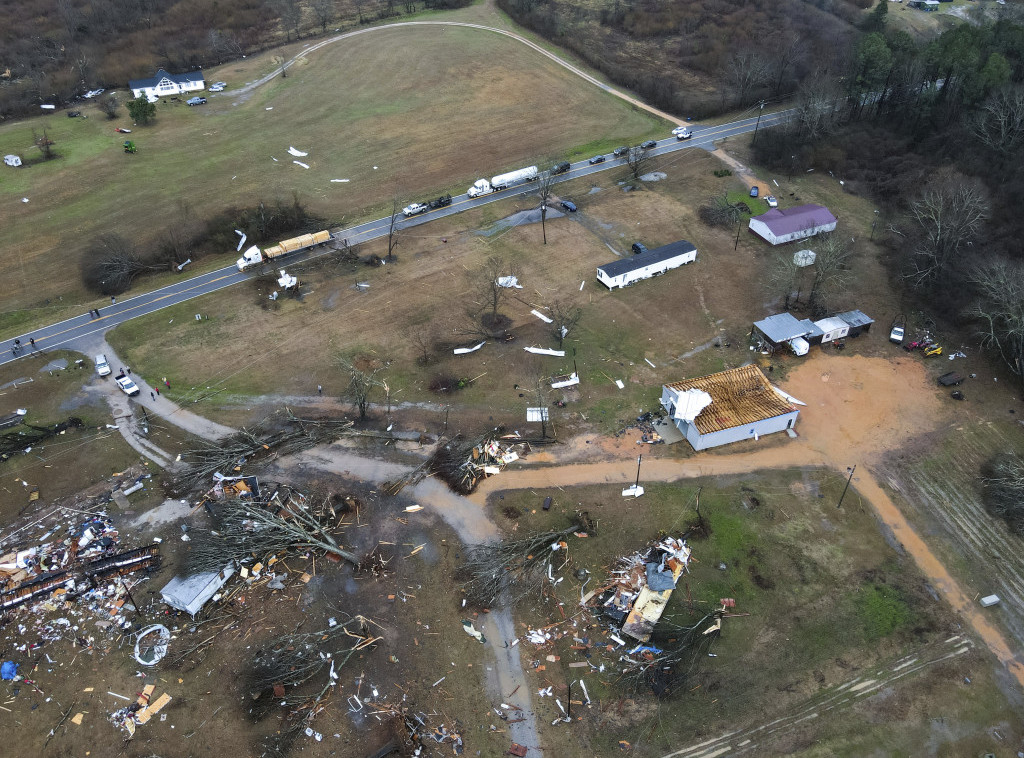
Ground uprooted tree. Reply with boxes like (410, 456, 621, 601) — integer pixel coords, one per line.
(459, 519, 591, 607)
(79, 233, 160, 295)
(548, 299, 582, 349)
(187, 485, 360, 573)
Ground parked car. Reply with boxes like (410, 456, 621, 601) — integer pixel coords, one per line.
(613, 146, 629, 157)
(552, 161, 571, 175)
(671, 125, 689, 136)
(186, 96, 207, 106)
(765, 195, 778, 208)
(749, 186, 759, 197)
(213, 81, 227, 87)
(889, 325, 905, 344)
(675, 128, 692, 140)
(208, 85, 224, 92)
(95, 354, 111, 377)
(559, 200, 577, 212)
(588, 155, 605, 165)
(640, 140, 657, 149)
(631, 242, 648, 255)
(115, 375, 140, 396)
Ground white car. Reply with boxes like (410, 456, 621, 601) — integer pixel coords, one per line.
(675, 128, 692, 140)
(95, 354, 111, 376)
(115, 375, 140, 396)
(765, 195, 778, 208)
(208, 85, 225, 92)
(889, 325, 905, 344)
(402, 202, 429, 217)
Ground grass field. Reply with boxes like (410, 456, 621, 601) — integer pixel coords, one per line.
(487, 470, 1018, 757)
(0, 23, 665, 319)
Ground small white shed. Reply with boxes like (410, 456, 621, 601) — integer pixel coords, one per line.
(597, 240, 697, 289)
(814, 317, 850, 342)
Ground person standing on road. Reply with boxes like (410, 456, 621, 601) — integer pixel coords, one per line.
(111, 296, 116, 305)
(29, 338, 35, 348)
(318, 385, 322, 395)
(155, 387, 160, 396)
(150, 391, 155, 400)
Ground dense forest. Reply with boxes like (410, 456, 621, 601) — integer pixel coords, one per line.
(0, 0, 471, 119)
(497, 0, 873, 117)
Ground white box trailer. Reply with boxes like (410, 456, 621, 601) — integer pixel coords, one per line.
(814, 317, 850, 342)
(597, 240, 697, 289)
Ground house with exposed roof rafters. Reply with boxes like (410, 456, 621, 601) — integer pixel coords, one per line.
(660, 365, 800, 451)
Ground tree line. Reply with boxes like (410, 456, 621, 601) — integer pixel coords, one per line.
(0, 0, 471, 120)
(498, 0, 867, 118)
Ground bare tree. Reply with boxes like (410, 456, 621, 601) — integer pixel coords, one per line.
(97, 93, 119, 119)
(311, 0, 335, 33)
(982, 453, 1024, 533)
(765, 250, 805, 310)
(538, 169, 557, 245)
(766, 31, 804, 97)
(33, 127, 55, 160)
(971, 85, 1024, 160)
(549, 299, 582, 349)
(473, 256, 520, 334)
(807, 232, 856, 314)
(625, 145, 651, 180)
(903, 174, 989, 288)
(969, 257, 1024, 383)
(276, 0, 302, 40)
(338, 357, 386, 420)
(386, 197, 401, 262)
(793, 76, 844, 142)
(726, 50, 769, 106)
(698, 193, 744, 229)
(353, 0, 366, 23)
(412, 327, 438, 366)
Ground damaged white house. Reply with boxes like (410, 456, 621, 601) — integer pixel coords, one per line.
(660, 365, 800, 451)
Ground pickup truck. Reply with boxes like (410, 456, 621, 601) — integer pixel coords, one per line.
(116, 375, 140, 396)
(402, 202, 429, 217)
(428, 194, 452, 210)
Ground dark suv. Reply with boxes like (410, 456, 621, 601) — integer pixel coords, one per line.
(613, 146, 629, 158)
(640, 140, 657, 150)
(552, 162, 571, 175)
(631, 242, 648, 255)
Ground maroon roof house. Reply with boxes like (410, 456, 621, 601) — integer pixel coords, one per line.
(748, 204, 837, 245)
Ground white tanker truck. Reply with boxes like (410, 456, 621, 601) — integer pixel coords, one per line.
(467, 166, 539, 198)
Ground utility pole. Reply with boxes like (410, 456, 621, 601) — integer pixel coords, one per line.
(752, 100, 767, 144)
(837, 464, 856, 509)
(870, 209, 879, 241)
(734, 217, 742, 250)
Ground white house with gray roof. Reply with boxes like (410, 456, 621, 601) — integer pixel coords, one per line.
(129, 69, 205, 102)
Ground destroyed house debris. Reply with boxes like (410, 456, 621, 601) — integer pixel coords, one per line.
(424, 430, 530, 495)
(0, 515, 160, 611)
(589, 537, 691, 642)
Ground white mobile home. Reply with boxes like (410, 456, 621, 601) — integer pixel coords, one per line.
(596, 240, 697, 289)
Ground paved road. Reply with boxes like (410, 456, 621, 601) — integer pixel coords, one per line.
(0, 109, 793, 369)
